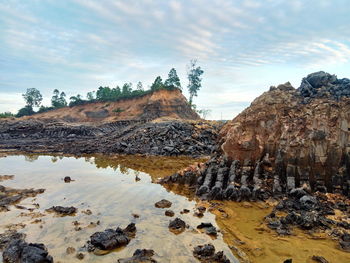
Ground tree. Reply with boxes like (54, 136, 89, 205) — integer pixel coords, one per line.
(197, 108, 211, 119)
(111, 86, 121, 100)
(121, 83, 132, 96)
(69, 94, 84, 106)
(150, 76, 164, 91)
(96, 86, 112, 101)
(51, 89, 67, 108)
(22, 88, 42, 108)
(87, 91, 96, 101)
(187, 59, 204, 105)
(165, 68, 181, 90)
(136, 81, 144, 91)
(16, 105, 35, 117)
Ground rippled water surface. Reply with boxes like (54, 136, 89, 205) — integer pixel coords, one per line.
(0, 154, 237, 263)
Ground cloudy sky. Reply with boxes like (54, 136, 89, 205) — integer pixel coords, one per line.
(1, 0, 350, 119)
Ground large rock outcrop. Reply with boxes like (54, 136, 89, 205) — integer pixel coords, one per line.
(162, 72, 350, 199)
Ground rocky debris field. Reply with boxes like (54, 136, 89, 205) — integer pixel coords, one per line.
(0, 119, 220, 157)
(264, 188, 350, 250)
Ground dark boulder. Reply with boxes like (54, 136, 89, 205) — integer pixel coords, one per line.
(46, 206, 77, 216)
(89, 223, 136, 251)
(193, 244, 230, 263)
(168, 218, 186, 233)
(2, 239, 53, 263)
(197, 223, 217, 236)
(64, 176, 72, 183)
(165, 210, 175, 217)
(154, 199, 172, 208)
(0, 230, 26, 250)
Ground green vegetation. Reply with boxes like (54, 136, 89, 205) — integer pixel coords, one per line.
(187, 59, 204, 106)
(112, 107, 124, 113)
(51, 89, 67, 108)
(0, 112, 15, 118)
(16, 105, 35, 117)
(10, 61, 205, 118)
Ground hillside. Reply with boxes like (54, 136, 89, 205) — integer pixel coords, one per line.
(22, 88, 199, 123)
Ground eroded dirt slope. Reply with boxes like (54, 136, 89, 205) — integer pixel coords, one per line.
(21, 89, 199, 123)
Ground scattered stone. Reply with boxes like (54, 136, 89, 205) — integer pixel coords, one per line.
(118, 249, 157, 263)
(283, 260, 292, 263)
(197, 206, 206, 213)
(311, 255, 329, 263)
(168, 218, 186, 234)
(64, 176, 72, 183)
(76, 252, 85, 260)
(82, 209, 92, 215)
(197, 223, 217, 236)
(193, 243, 230, 263)
(66, 247, 76, 254)
(180, 209, 190, 214)
(154, 199, 172, 208)
(194, 211, 204, 218)
(88, 223, 136, 251)
(46, 206, 77, 216)
(132, 213, 140, 218)
(2, 239, 53, 263)
(165, 210, 175, 217)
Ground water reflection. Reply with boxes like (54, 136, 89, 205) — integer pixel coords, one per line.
(0, 154, 234, 263)
(22, 153, 205, 181)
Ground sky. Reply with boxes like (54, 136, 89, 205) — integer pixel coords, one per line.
(0, 0, 350, 119)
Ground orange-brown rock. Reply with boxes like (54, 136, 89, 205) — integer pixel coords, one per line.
(162, 72, 350, 199)
(220, 81, 350, 193)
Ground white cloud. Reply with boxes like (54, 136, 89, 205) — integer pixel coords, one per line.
(1, 0, 350, 119)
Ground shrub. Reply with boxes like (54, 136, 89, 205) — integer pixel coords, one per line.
(16, 106, 35, 117)
(113, 108, 124, 113)
(0, 112, 15, 118)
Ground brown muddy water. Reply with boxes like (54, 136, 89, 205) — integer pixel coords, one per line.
(0, 154, 237, 263)
(1, 154, 349, 263)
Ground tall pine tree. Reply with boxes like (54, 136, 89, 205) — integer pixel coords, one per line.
(164, 68, 181, 90)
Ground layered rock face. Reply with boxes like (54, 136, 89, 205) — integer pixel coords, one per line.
(163, 72, 350, 199)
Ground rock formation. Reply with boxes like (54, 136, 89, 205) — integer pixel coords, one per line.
(162, 72, 350, 199)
